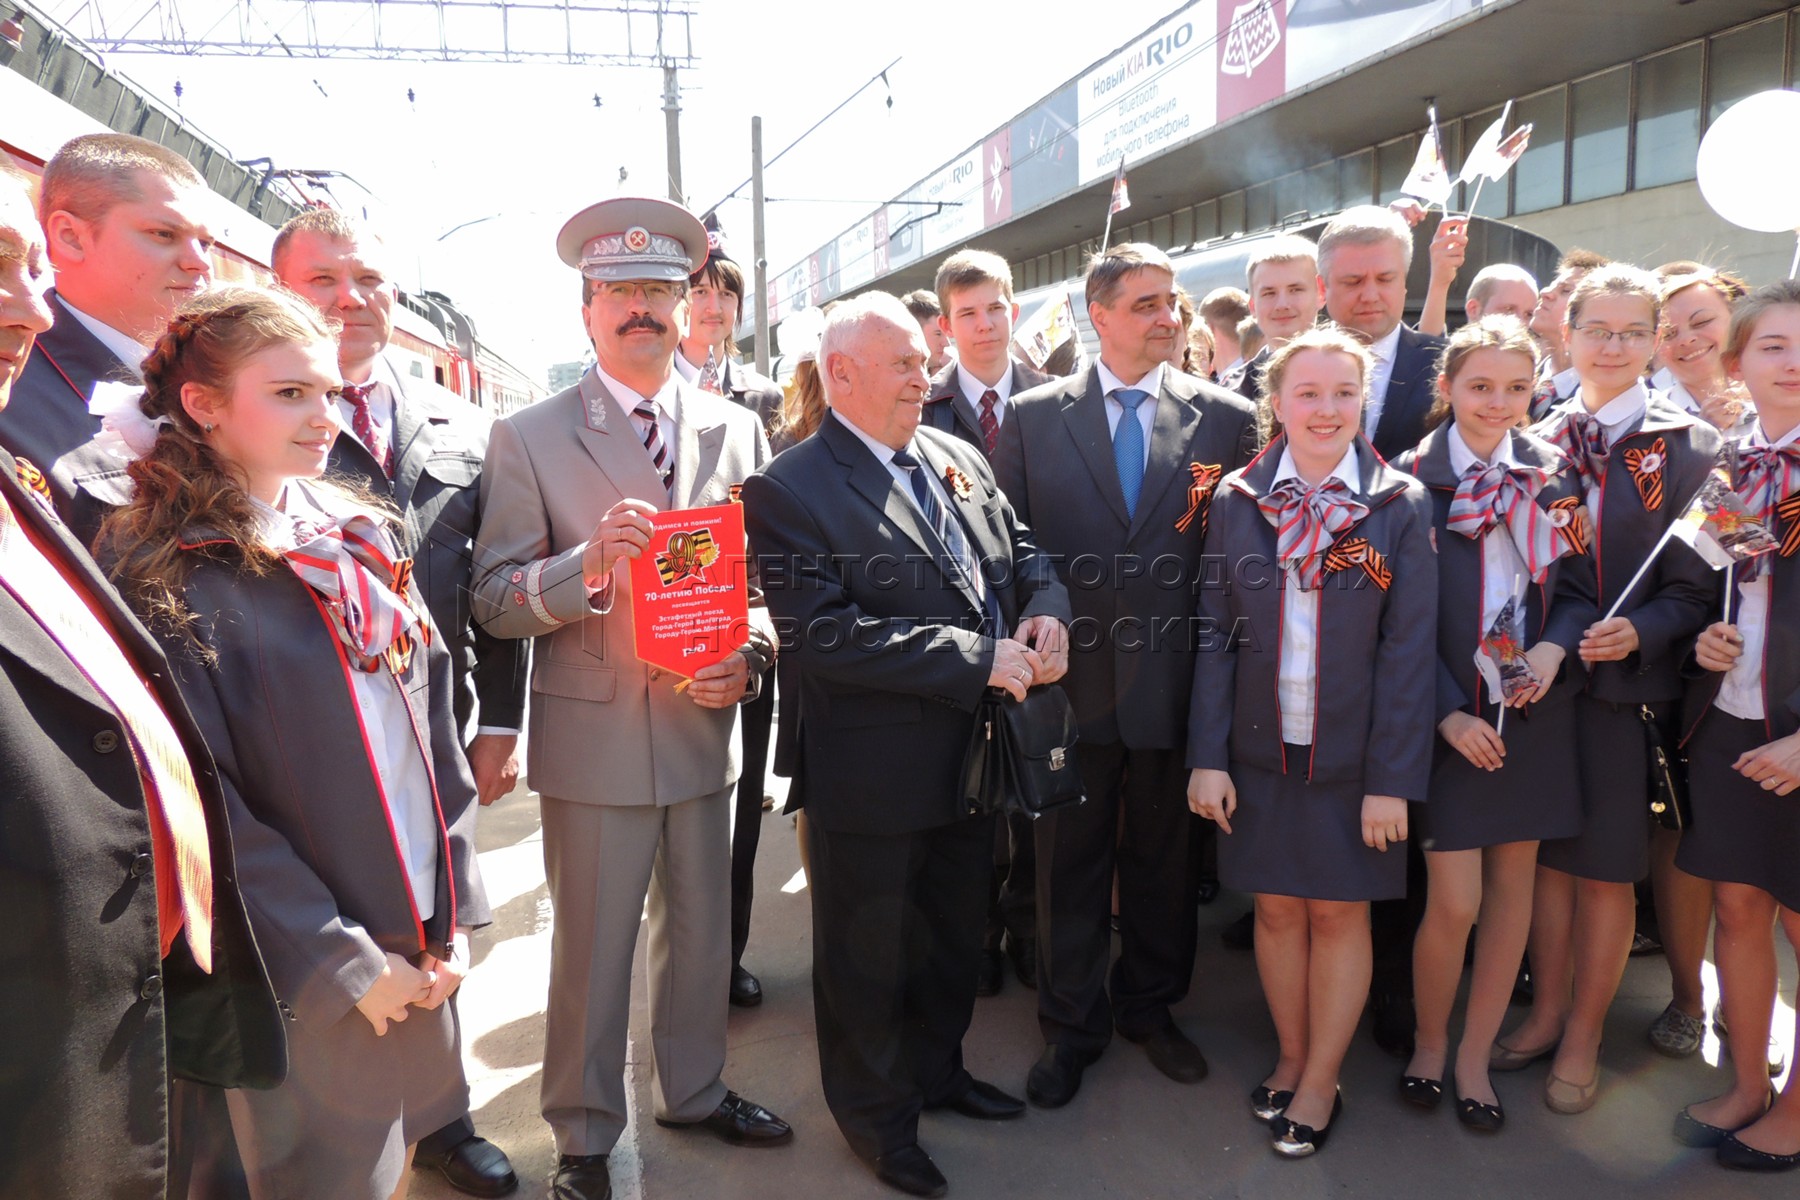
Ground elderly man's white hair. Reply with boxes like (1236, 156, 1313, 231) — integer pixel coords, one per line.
(1467, 263, 1540, 309)
(818, 291, 921, 397)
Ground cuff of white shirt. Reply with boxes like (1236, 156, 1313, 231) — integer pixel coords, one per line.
(473, 726, 520, 737)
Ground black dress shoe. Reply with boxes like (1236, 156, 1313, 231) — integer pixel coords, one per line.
(873, 1143, 948, 1197)
(1026, 1044, 1090, 1109)
(1125, 1021, 1208, 1084)
(729, 964, 763, 1008)
(654, 1091, 793, 1146)
(937, 1078, 1026, 1120)
(1197, 879, 1221, 905)
(1221, 910, 1255, 950)
(1718, 1132, 1800, 1172)
(549, 1154, 611, 1200)
(1455, 1095, 1505, 1133)
(1004, 932, 1037, 990)
(1271, 1093, 1343, 1158)
(1399, 1075, 1443, 1110)
(417, 1135, 518, 1197)
(975, 947, 1004, 997)
(1370, 993, 1415, 1059)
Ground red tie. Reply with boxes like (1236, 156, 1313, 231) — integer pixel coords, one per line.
(341, 382, 395, 478)
(978, 390, 1000, 457)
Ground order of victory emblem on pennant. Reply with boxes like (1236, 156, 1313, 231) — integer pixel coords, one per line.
(1221, 0, 1280, 78)
(655, 527, 720, 587)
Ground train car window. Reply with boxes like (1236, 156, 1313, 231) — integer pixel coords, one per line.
(1791, 12, 1800, 88)
(1150, 213, 1172, 249)
(1171, 207, 1194, 249)
(1709, 17, 1784, 125)
(1194, 199, 1220, 243)
(1514, 88, 1567, 215)
(1570, 67, 1629, 204)
(1634, 44, 1702, 190)
(1245, 182, 1275, 234)
(1339, 150, 1375, 210)
(1219, 191, 1246, 239)
(1302, 161, 1338, 221)
(1375, 136, 1415, 206)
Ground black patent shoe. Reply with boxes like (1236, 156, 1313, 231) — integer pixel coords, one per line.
(728, 964, 763, 1008)
(1271, 1093, 1342, 1158)
(1455, 1095, 1505, 1133)
(1251, 1085, 1295, 1123)
(873, 1143, 949, 1197)
(1718, 1132, 1800, 1172)
(1399, 1075, 1444, 1111)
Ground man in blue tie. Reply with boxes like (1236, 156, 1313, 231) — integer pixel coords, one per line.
(994, 244, 1260, 1109)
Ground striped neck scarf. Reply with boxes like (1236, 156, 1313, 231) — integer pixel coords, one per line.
(1258, 475, 1368, 590)
(1447, 459, 1568, 582)
(1540, 408, 1611, 495)
(282, 511, 428, 673)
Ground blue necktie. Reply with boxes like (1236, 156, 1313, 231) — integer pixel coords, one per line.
(892, 447, 1003, 635)
(1113, 388, 1150, 518)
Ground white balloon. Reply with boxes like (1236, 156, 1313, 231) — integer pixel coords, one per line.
(1697, 90, 1800, 234)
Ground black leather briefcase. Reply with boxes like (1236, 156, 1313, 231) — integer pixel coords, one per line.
(960, 684, 1084, 819)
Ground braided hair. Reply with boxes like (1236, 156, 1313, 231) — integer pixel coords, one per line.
(98, 285, 342, 642)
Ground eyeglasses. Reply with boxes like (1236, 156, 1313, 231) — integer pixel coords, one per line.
(1572, 324, 1654, 348)
(596, 281, 684, 304)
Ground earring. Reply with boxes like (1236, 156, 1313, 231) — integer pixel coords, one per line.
(203, 422, 214, 433)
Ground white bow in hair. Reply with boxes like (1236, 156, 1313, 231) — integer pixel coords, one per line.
(87, 380, 172, 460)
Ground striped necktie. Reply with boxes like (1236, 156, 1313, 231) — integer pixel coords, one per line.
(1447, 459, 1568, 582)
(978, 390, 1000, 457)
(340, 382, 395, 478)
(891, 446, 1002, 634)
(697, 349, 723, 395)
(633, 397, 673, 498)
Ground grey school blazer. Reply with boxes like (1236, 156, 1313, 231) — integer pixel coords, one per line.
(1187, 436, 1438, 800)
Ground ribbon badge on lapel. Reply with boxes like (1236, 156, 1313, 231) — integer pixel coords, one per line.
(1622, 437, 1667, 512)
(728, 483, 744, 503)
(1779, 492, 1800, 558)
(14, 457, 53, 513)
(1174, 462, 1224, 536)
(1323, 535, 1392, 592)
(943, 463, 976, 502)
(384, 556, 431, 675)
(1546, 496, 1590, 555)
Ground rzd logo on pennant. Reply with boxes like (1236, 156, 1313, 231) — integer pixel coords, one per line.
(656, 527, 720, 587)
(1221, 0, 1280, 78)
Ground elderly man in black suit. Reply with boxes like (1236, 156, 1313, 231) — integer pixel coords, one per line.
(744, 291, 1071, 1198)
(0, 161, 285, 1200)
(1318, 204, 1446, 461)
(271, 206, 529, 1197)
(922, 247, 1052, 996)
(1318, 203, 1448, 1055)
(994, 243, 1259, 1109)
(0, 132, 213, 512)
